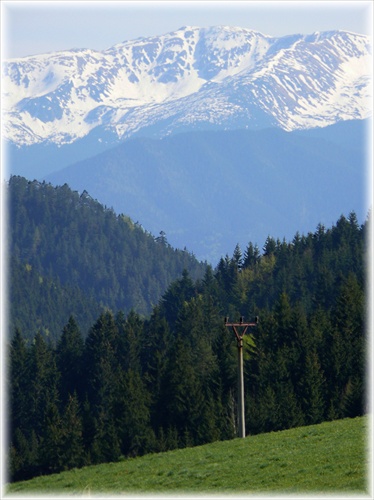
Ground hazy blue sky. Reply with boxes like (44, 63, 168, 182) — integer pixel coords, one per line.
(1, 1, 372, 59)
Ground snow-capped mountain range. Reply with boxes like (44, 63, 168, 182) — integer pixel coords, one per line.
(2, 26, 372, 147)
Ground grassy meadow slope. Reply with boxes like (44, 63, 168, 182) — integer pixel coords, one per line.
(6, 416, 370, 496)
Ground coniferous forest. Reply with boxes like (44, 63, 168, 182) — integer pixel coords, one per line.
(8, 176, 207, 339)
(7, 176, 369, 482)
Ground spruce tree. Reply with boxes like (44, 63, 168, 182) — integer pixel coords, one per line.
(331, 273, 365, 417)
(160, 335, 204, 446)
(113, 368, 154, 457)
(83, 311, 121, 463)
(142, 306, 173, 434)
(160, 269, 195, 331)
(56, 316, 84, 403)
(300, 350, 326, 424)
(38, 400, 64, 475)
(60, 392, 85, 469)
(26, 333, 60, 440)
(9, 329, 28, 440)
(243, 242, 261, 269)
(116, 309, 143, 373)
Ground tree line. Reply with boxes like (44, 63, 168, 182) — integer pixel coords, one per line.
(8, 211, 368, 482)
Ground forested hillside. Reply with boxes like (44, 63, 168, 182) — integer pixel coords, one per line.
(8, 208, 369, 482)
(8, 176, 207, 340)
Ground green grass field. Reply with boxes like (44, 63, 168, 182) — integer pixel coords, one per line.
(6, 416, 371, 496)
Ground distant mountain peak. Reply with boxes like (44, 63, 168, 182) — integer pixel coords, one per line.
(2, 26, 372, 147)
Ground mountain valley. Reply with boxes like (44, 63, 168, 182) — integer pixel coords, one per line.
(44, 120, 369, 263)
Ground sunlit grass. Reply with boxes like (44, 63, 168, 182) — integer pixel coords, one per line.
(6, 416, 370, 496)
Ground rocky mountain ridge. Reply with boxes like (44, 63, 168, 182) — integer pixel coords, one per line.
(3, 26, 372, 147)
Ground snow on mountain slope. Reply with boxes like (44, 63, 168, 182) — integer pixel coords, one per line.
(2, 26, 372, 146)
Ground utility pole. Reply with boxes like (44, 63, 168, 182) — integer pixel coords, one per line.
(224, 316, 258, 438)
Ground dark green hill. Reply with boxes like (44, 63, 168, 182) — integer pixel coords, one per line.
(7, 176, 207, 341)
